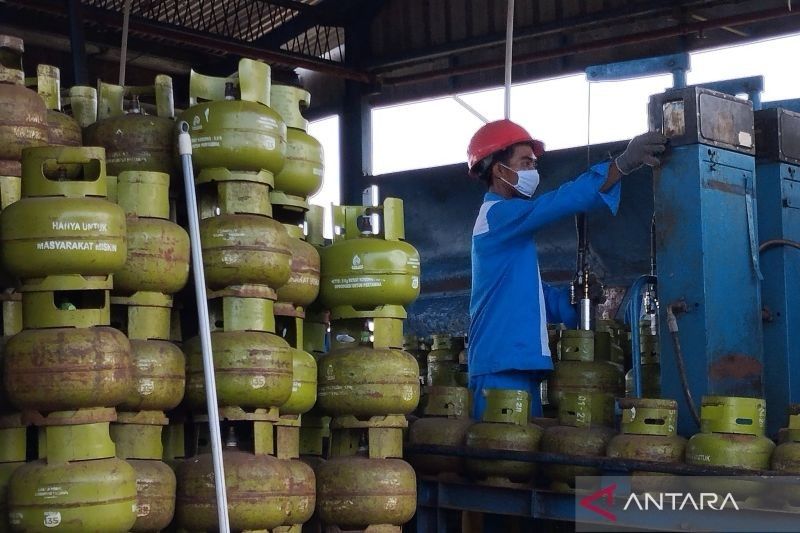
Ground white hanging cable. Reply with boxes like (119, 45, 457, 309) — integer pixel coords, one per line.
(119, 0, 133, 86)
(452, 95, 489, 124)
(504, 0, 515, 119)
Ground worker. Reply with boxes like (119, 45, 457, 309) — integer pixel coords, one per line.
(467, 119, 667, 419)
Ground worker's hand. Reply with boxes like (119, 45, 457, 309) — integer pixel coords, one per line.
(614, 131, 668, 175)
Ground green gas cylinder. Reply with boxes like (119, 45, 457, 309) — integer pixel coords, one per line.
(319, 198, 420, 311)
(270, 84, 324, 199)
(549, 329, 623, 409)
(315, 456, 416, 529)
(281, 459, 316, 529)
(8, 410, 137, 533)
(0, 146, 127, 279)
(110, 411, 175, 532)
(121, 339, 185, 412)
(31, 65, 81, 147)
(317, 344, 419, 417)
(625, 320, 661, 398)
(181, 59, 286, 174)
(686, 396, 775, 501)
(177, 450, 291, 531)
(408, 386, 473, 476)
(4, 326, 132, 411)
(0, 36, 48, 161)
(276, 224, 321, 308)
(426, 334, 462, 387)
(771, 405, 800, 508)
(280, 348, 318, 416)
(113, 171, 190, 294)
(540, 393, 616, 491)
(464, 389, 543, 483)
(185, 329, 293, 410)
(200, 211, 292, 291)
(83, 76, 176, 176)
(606, 398, 686, 492)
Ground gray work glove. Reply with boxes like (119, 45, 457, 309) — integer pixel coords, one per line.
(614, 131, 668, 175)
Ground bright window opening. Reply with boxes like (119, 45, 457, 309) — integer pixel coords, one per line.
(371, 32, 800, 175)
(308, 115, 340, 239)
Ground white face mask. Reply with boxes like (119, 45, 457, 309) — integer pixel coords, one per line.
(500, 164, 540, 198)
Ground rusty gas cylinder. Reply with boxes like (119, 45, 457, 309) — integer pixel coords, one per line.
(540, 393, 616, 491)
(606, 398, 686, 492)
(315, 456, 416, 529)
(464, 389, 543, 483)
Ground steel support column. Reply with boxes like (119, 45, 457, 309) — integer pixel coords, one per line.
(66, 0, 88, 85)
(339, 19, 373, 204)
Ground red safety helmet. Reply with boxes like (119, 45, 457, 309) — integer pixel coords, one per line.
(467, 119, 545, 178)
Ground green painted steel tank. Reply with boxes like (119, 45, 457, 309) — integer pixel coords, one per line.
(606, 398, 686, 492)
(407, 386, 473, 476)
(280, 348, 318, 416)
(176, 450, 291, 531)
(83, 76, 176, 176)
(126, 459, 176, 532)
(540, 393, 616, 491)
(686, 396, 775, 500)
(0, 147, 126, 279)
(281, 459, 316, 528)
(276, 224, 321, 308)
(8, 411, 137, 533)
(270, 84, 324, 199)
(9, 458, 137, 532)
(113, 171, 189, 294)
(549, 329, 623, 411)
(771, 405, 800, 507)
(319, 236, 420, 310)
(200, 213, 291, 290)
(184, 330, 293, 410)
(426, 334, 462, 387)
(4, 326, 132, 411)
(32, 65, 81, 147)
(464, 390, 543, 483)
(317, 345, 419, 417)
(315, 456, 416, 529)
(121, 339, 185, 412)
(625, 320, 661, 398)
(109, 412, 175, 532)
(0, 36, 48, 161)
(181, 59, 286, 174)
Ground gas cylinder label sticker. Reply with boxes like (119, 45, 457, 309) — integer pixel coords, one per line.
(136, 503, 151, 517)
(51, 221, 108, 232)
(43, 511, 61, 528)
(36, 240, 117, 252)
(351, 255, 363, 270)
(411, 276, 419, 289)
(36, 486, 68, 499)
(264, 136, 276, 150)
(9, 513, 22, 525)
(313, 167, 323, 176)
(330, 277, 382, 290)
(251, 375, 267, 388)
(192, 135, 222, 148)
(138, 378, 155, 396)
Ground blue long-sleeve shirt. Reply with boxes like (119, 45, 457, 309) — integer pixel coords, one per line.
(468, 162, 621, 376)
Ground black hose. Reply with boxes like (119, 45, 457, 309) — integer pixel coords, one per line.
(759, 239, 800, 253)
(667, 301, 701, 428)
